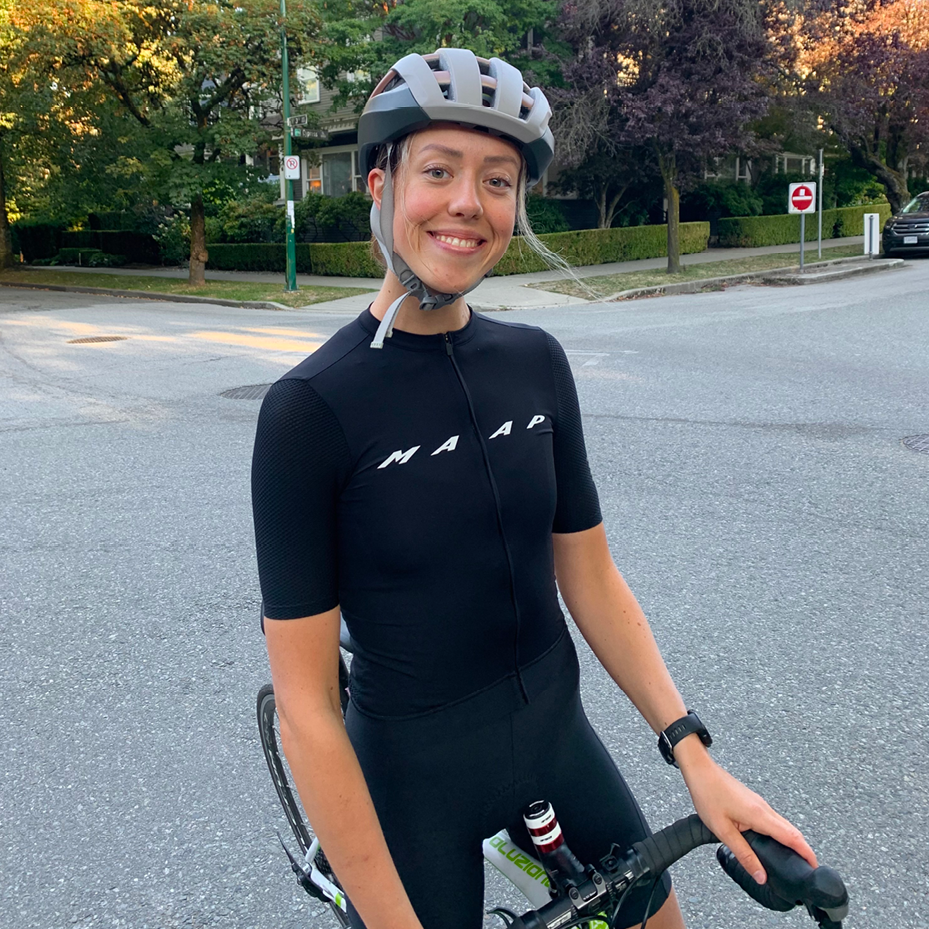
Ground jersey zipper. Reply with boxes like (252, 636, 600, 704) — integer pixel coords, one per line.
(443, 331, 530, 704)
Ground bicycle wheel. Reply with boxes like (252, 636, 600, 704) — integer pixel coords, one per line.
(257, 655, 352, 926)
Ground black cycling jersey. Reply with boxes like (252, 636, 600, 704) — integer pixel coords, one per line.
(251, 307, 602, 719)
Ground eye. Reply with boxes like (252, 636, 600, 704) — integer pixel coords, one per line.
(425, 166, 450, 179)
(487, 176, 513, 189)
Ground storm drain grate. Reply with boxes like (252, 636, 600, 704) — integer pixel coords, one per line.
(68, 336, 128, 344)
(220, 384, 272, 401)
(903, 434, 929, 455)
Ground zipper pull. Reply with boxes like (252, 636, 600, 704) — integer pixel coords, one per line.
(444, 332, 453, 356)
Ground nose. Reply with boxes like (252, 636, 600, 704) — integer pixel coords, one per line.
(447, 173, 483, 219)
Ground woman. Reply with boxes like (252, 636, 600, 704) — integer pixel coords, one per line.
(251, 49, 816, 929)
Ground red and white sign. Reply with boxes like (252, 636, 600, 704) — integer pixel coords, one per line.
(283, 155, 301, 180)
(788, 182, 816, 214)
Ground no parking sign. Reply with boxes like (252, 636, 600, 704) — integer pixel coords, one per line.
(283, 155, 301, 180)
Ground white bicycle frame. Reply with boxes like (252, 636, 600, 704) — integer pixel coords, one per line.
(299, 827, 610, 926)
(297, 829, 550, 915)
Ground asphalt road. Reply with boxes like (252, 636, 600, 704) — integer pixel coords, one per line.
(2, 262, 927, 929)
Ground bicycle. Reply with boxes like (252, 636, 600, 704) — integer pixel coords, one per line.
(256, 624, 849, 929)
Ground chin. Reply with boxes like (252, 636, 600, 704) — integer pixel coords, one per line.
(413, 260, 495, 297)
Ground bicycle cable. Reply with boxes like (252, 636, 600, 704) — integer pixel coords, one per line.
(636, 876, 664, 929)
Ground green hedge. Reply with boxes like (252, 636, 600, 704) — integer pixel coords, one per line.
(495, 222, 709, 275)
(60, 229, 160, 264)
(205, 224, 709, 277)
(13, 220, 68, 261)
(308, 241, 383, 277)
(206, 243, 313, 273)
(717, 204, 893, 247)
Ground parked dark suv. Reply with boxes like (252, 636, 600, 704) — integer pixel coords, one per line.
(883, 192, 929, 257)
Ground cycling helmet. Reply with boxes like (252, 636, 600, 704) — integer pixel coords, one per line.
(358, 49, 555, 348)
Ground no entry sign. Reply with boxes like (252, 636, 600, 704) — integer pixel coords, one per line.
(789, 182, 816, 214)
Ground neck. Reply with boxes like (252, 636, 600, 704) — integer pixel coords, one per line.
(369, 270, 471, 335)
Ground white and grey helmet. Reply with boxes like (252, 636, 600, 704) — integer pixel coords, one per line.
(358, 49, 555, 348)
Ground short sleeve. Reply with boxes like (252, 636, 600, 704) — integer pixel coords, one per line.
(546, 333, 602, 533)
(251, 378, 352, 620)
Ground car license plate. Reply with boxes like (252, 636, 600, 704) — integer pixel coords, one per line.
(904, 235, 918, 244)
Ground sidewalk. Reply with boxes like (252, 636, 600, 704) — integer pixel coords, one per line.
(14, 236, 872, 311)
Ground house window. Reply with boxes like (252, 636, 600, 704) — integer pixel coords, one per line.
(307, 163, 322, 194)
(322, 151, 353, 196)
(297, 67, 320, 105)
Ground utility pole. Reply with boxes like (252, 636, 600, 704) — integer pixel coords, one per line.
(280, 0, 298, 292)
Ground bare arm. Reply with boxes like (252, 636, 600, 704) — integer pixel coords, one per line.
(265, 608, 423, 929)
(552, 523, 818, 882)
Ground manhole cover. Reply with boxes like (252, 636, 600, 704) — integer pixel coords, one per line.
(67, 336, 127, 344)
(903, 434, 929, 455)
(220, 384, 272, 400)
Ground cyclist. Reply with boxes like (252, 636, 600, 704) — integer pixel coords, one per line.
(251, 49, 817, 929)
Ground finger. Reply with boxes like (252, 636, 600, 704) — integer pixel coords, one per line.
(716, 825, 767, 884)
(753, 811, 819, 869)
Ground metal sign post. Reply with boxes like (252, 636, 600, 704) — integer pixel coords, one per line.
(817, 150, 824, 259)
(788, 182, 817, 273)
(279, 0, 298, 292)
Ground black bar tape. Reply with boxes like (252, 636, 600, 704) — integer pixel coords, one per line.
(716, 845, 795, 911)
(629, 814, 718, 878)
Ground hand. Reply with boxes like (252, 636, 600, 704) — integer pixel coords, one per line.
(675, 740, 818, 884)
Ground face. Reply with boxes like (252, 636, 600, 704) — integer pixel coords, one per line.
(368, 125, 522, 295)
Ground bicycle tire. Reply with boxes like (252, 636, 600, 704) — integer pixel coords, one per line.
(257, 654, 352, 927)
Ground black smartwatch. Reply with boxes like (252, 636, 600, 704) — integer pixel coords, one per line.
(658, 711, 712, 767)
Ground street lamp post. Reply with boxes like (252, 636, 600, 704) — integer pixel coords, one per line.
(280, 0, 298, 292)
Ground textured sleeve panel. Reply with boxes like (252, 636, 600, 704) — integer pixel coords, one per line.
(251, 378, 352, 620)
(546, 332, 603, 533)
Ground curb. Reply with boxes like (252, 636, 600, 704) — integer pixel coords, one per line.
(0, 279, 299, 311)
(603, 256, 904, 302)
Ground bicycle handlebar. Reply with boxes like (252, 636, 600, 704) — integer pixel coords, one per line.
(503, 814, 849, 929)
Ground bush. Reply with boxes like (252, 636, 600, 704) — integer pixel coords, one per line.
(296, 192, 371, 243)
(155, 214, 190, 266)
(58, 247, 104, 265)
(14, 220, 68, 262)
(216, 197, 285, 243)
(206, 243, 313, 273)
(682, 181, 764, 223)
(525, 197, 570, 234)
(87, 251, 128, 267)
(717, 203, 893, 247)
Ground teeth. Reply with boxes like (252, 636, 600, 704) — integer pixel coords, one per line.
(434, 234, 480, 248)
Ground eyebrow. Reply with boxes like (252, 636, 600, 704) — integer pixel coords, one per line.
(417, 143, 521, 170)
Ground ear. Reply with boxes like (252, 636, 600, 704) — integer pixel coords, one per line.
(368, 168, 385, 209)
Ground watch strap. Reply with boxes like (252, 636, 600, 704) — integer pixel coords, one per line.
(658, 711, 712, 767)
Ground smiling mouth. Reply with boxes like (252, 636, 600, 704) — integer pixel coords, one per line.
(429, 232, 484, 249)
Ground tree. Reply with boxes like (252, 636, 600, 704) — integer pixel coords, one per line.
(802, 0, 929, 213)
(17, 0, 322, 284)
(553, 0, 776, 272)
(317, 0, 559, 111)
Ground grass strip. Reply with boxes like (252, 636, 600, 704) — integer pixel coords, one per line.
(530, 244, 866, 298)
(0, 269, 375, 308)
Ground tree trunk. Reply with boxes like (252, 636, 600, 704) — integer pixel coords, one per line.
(660, 154, 682, 274)
(188, 192, 208, 286)
(850, 146, 911, 214)
(0, 138, 13, 271)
